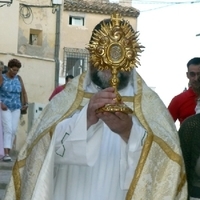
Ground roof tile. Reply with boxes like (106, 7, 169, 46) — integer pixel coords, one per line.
(64, 0, 140, 18)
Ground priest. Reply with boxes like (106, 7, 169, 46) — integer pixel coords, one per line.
(4, 12, 187, 200)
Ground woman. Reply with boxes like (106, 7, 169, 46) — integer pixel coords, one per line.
(0, 58, 28, 162)
(178, 76, 200, 200)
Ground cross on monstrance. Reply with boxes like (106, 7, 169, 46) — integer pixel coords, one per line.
(87, 11, 144, 114)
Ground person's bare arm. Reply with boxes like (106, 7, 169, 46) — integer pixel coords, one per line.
(18, 75, 28, 110)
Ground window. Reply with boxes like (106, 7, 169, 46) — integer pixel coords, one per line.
(29, 29, 42, 46)
(69, 16, 84, 26)
(63, 48, 89, 77)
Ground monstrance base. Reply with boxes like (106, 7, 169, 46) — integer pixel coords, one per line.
(96, 103, 133, 114)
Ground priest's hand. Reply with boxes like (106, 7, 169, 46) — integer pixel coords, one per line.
(87, 87, 116, 129)
(96, 111, 132, 143)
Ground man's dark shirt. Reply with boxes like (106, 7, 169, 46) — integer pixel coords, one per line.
(179, 113, 200, 198)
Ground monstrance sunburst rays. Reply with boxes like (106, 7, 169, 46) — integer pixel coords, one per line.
(87, 11, 145, 114)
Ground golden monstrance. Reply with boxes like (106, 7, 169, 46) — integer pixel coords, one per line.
(87, 11, 144, 114)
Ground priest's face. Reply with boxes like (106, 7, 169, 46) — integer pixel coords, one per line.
(90, 65, 131, 90)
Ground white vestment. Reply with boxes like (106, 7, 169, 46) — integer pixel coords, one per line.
(33, 81, 146, 200)
(54, 89, 146, 199)
(4, 70, 187, 200)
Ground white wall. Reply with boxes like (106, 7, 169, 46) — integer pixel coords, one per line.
(0, 1, 19, 53)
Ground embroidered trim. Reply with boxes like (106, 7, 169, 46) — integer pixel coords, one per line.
(56, 132, 70, 157)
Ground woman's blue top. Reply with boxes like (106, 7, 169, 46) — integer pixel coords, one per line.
(0, 74, 22, 111)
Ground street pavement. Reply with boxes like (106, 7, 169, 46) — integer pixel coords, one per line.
(0, 152, 17, 200)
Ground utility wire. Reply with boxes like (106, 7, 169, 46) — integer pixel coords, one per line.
(132, 0, 200, 4)
(19, 4, 34, 24)
(139, 4, 174, 12)
(110, 0, 200, 3)
(134, 0, 200, 12)
(114, 0, 200, 12)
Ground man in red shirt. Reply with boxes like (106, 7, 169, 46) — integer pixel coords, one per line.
(49, 75, 74, 101)
(168, 57, 200, 125)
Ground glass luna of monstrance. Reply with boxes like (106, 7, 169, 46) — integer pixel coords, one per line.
(87, 12, 144, 114)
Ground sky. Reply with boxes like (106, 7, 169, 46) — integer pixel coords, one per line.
(110, 0, 200, 106)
